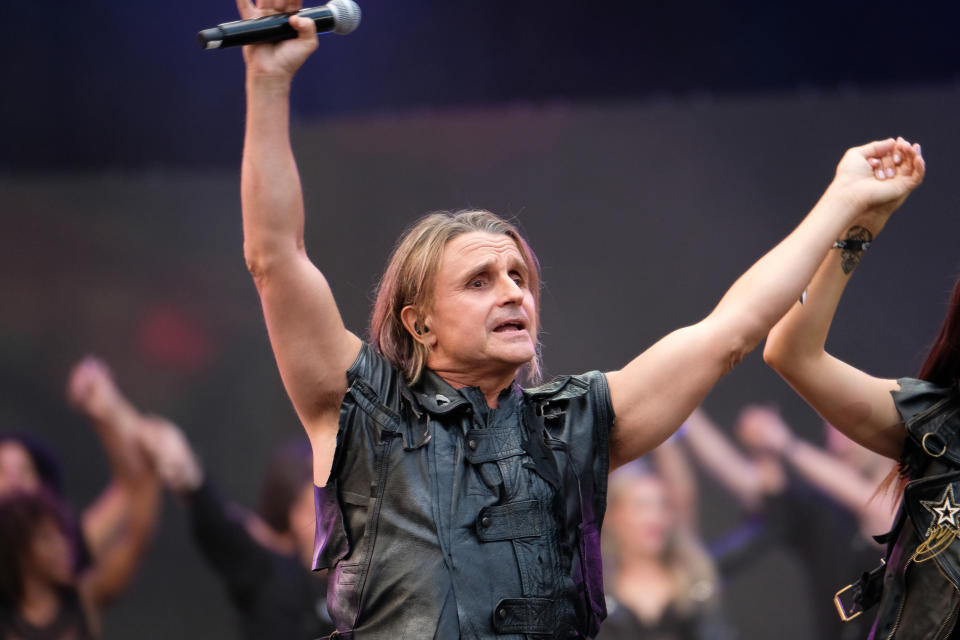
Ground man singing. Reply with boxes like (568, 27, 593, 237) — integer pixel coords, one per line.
(234, 0, 925, 636)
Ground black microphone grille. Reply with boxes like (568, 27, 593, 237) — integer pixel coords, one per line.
(328, 0, 361, 35)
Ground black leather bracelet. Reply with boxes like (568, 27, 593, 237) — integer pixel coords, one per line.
(833, 239, 872, 251)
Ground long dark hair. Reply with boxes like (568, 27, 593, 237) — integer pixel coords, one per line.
(879, 275, 960, 499)
(918, 276, 960, 388)
(0, 490, 71, 607)
(0, 433, 64, 496)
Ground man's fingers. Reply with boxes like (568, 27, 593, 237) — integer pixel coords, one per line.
(289, 14, 318, 38)
(258, 0, 298, 14)
(236, 0, 259, 20)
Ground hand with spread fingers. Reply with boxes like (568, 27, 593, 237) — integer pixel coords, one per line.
(236, 0, 319, 79)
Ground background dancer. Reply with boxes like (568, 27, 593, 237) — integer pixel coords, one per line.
(137, 418, 335, 639)
(0, 358, 159, 638)
(597, 441, 733, 640)
(683, 405, 895, 639)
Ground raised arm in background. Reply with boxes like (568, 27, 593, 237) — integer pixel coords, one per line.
(681, 407, 768, 511)
(237, 0, 362, 485)
(763, 140, 925, 459)
(66, 357, 159, 564)
(135, 418, 276, 601)
(65, 359, 160, 612)
(607, 137, 925, 467)
(736, 405, 896, 535)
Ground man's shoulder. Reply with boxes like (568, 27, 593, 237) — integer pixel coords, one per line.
(522, 370, 607, 403)
(522, 370, 615, 437)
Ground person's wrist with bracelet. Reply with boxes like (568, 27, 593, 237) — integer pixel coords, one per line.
(832, 238, 871, 251)
(832, 224, 875, 275)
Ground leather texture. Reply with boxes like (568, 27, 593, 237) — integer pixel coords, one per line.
(865, 378, 960, 639)
(313, 343, 614, 639)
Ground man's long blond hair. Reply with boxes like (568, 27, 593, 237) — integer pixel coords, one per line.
(369, 210, 542, 384)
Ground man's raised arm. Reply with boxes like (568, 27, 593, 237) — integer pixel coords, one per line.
(238, 0, 361, 456)
(606, 138, 924, 468)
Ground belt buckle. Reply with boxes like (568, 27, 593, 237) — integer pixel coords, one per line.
(833, 582, 863, 622)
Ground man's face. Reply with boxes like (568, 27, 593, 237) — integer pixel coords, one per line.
(423, 232, 537, 378)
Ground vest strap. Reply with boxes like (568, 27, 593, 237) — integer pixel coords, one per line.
(492, 597, 555, 634)
(476, 500, 542, 542)
(464, 426, 525, 464)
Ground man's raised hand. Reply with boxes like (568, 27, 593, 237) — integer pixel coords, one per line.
(237, 0, 319, 79)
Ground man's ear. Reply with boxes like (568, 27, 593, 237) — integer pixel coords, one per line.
(400, 305, 435, 346)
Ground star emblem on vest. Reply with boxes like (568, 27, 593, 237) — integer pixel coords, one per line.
(921, 484, 960, 533)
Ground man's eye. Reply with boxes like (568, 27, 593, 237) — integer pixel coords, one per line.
(470, 280, 485, 288)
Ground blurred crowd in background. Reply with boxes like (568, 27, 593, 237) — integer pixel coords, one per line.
(0, 354, 898, 639)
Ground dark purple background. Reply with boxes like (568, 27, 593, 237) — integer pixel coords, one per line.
(2, 0, 957, 169)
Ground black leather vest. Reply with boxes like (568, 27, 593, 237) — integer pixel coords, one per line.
(867, 378, 960, 639)
(312, 344, 614, 639)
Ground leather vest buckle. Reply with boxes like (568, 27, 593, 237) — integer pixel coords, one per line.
(922, 432, 948, 458)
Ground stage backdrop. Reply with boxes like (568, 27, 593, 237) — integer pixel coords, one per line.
(1, 82, 959, 638)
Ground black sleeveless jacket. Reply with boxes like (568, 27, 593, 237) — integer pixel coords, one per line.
(312, 344, 615, 639)
(867, 378, 960, 639)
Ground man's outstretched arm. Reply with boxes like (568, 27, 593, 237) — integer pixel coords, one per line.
(606, 138, 924, 468)
(238, 0, 361, 482)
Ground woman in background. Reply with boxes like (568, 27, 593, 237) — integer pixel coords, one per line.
(0, 358, 159, 639)
(598, 440, 731, 640)
(0, 357, 158, 573)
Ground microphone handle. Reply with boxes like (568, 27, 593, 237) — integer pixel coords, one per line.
(198, 6, 336, 50)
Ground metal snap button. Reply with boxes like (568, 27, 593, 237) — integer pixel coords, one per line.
(480, 516, 491, 528)
(497, 608, 507, 619)
(468, 439, 478, 450)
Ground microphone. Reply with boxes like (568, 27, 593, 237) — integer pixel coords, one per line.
(198, 0, 361, 50)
